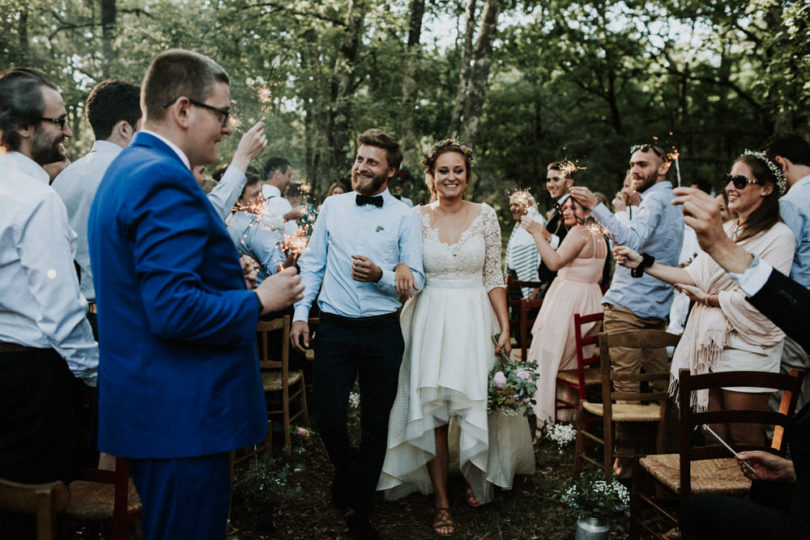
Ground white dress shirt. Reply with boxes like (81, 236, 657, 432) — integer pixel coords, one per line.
(52, 140, 122, 301)
(0, 151, 98, 385)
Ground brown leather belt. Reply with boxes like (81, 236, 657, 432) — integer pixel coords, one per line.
(0, 342, 39, 353)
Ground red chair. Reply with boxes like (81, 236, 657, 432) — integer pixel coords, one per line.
(555, 312, 604, 423)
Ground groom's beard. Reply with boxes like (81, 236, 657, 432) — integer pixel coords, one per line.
(352, 169, 388, 196)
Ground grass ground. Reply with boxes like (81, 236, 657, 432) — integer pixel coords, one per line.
(228, 427, 631, 539)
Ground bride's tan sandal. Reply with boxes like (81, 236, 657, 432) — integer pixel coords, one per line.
(433, 507, 455, 537)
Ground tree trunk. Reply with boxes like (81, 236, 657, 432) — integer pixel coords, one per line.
(100, 0, 116, 76)
(326, 0, 365, 180)
(399, 0, 426, 170)
(18, 4, 29, 63)
(449, 0, 477, 139)
(458, 0, 502, 147)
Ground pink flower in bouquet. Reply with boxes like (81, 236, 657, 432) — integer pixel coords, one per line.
(493, 371, 507, 388)
(515, 368, 531, 381)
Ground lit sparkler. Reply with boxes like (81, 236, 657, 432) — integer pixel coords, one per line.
(669, 149, 682, 187)
(582, 217, 612, 239)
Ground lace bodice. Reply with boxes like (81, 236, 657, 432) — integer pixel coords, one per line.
(418, 202, 503, 291)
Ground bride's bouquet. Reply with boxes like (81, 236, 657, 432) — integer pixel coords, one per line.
(487, 334, 539, 417)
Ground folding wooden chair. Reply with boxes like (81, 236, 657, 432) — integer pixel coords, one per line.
(0, 479, 68, 540)
(629, 368, 803, 539)
(573, 329, 681, 480)
(555, 311, 604, 423)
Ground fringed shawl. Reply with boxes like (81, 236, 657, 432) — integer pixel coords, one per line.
(670, 221, 795, 410)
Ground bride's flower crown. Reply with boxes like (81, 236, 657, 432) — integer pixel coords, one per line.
(421, 138, 475, 172)
(743, 149, 786, 195)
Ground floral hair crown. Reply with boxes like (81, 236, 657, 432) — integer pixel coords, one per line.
(743, 149, 786, 195)
(421, 138, 474, 171)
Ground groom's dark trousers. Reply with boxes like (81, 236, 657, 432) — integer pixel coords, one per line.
(314, 311, 404, 516)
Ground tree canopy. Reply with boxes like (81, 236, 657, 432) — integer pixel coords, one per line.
(2, 0, 807, 214)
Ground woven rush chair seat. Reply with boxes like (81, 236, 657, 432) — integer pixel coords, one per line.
(639, 455, 751, 496)
(65, 478, 141, 520)
(581, 401, 662, 422)
(262, 370, 304, 392)
(557, 366, 600, 387)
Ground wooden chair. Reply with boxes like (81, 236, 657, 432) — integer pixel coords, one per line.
(629, 368, 803, 539)
(555, 311, 604, 423)
(0, 479, 69, 540)
(505, 276, 543, 361)
(63, 456, 142, 540)
(257, 316, 310, 451)
(573, 330, 681, 480)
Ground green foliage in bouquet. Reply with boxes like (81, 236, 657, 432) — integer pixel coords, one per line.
(486, 334, 539, 417)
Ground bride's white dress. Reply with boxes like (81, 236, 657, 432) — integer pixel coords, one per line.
(377, 202, 535, 503)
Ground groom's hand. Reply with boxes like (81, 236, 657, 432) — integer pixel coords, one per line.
(351, 255, 382, 283)
(290, 321, 310, 353)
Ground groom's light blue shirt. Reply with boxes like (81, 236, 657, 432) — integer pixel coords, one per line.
(293, 189, 424, 322)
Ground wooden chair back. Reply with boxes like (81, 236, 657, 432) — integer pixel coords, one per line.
(573, 312, 604, 398)
(676, 368, 803, 498)
(0, 479, 68, 540)
(505, 276, 543, 360)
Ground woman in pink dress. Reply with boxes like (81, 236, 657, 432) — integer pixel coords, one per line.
(522, 195, 607, 428)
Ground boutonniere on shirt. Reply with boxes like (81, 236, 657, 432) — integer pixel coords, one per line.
(375, 225, 384, 232)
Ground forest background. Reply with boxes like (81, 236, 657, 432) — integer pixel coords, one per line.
(2, 0, 808, 215)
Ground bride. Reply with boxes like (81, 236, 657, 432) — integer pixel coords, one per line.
(377, 139, 534, 536)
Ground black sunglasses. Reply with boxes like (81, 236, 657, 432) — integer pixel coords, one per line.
(630, 144, 667, 160)
(723, 173, 757, 190)
(39, 115, 68, 130)
(163, 97, 231, 127)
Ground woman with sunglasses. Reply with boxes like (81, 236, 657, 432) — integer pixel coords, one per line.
(614, 151, 794, 447)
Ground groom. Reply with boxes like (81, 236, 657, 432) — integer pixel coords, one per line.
(290, 129, 424, 539)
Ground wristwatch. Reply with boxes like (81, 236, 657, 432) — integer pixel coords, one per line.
(631, 253, 655, 278)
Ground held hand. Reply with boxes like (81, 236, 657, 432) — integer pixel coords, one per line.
(351, 255, 382, 283)
(290, 321, 310, 353)
(494, 330, 511, 356)
(231, 122, 267, 172)
(676, 283, 712, 305)
(612, 245, 643, 269)
(736, 451, 795, 483)
(240, 255, 258, 290)
(394, 263, 417, 299)
(255, 266, 304, 314)
(672, 187, 728, 255)
(569, 186, 598, 211)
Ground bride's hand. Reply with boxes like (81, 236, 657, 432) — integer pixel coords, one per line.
(394, 263, 417, 299)
(613, 245, 643, 269)
(494, 331, 511, 356)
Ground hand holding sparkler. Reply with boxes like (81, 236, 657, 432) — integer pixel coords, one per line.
(735, 450, 796, 483)
(613, 245, 643, 269)
(240, 255, 258, 290)
(255, 266, 304, 315)
(231, 122, 267, 173)
(569, 186, 599, 211)
(520, 215, 547, 238)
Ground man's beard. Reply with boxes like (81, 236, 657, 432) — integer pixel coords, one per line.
(30, 127, 65, 166)
(633, 169, 657, 193)
(352, 169, 388, 196)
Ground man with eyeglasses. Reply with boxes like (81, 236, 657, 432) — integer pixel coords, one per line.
(88, 49, 304, 539)
(0, 67, 98, 507)
(570, 144, 683, 477)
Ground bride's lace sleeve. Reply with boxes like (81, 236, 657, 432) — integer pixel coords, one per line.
(481, 204, 504, 292)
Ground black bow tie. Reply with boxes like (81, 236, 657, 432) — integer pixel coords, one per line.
(356, 194, 384, 208)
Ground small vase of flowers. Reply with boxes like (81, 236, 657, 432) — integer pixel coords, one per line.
(559, 471, 630, 539)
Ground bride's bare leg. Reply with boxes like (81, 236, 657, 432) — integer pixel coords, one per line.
(427, 425, 454, 535)
(427, 425, 450, 507)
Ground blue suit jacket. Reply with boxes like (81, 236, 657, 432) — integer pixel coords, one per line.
(88, 132, 266, 458)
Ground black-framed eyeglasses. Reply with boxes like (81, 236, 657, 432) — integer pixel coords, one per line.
(630, 144, 667, 160)
(163, 97, 231, 127)
(723, 173, 757, 190)
(39, 115, 68, 130)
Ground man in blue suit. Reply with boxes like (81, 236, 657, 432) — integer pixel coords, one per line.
(88, 49, 304, 539)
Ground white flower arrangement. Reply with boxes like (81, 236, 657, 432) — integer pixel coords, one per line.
(559, 472, 630, 524)
(547, 423, 577, 449)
